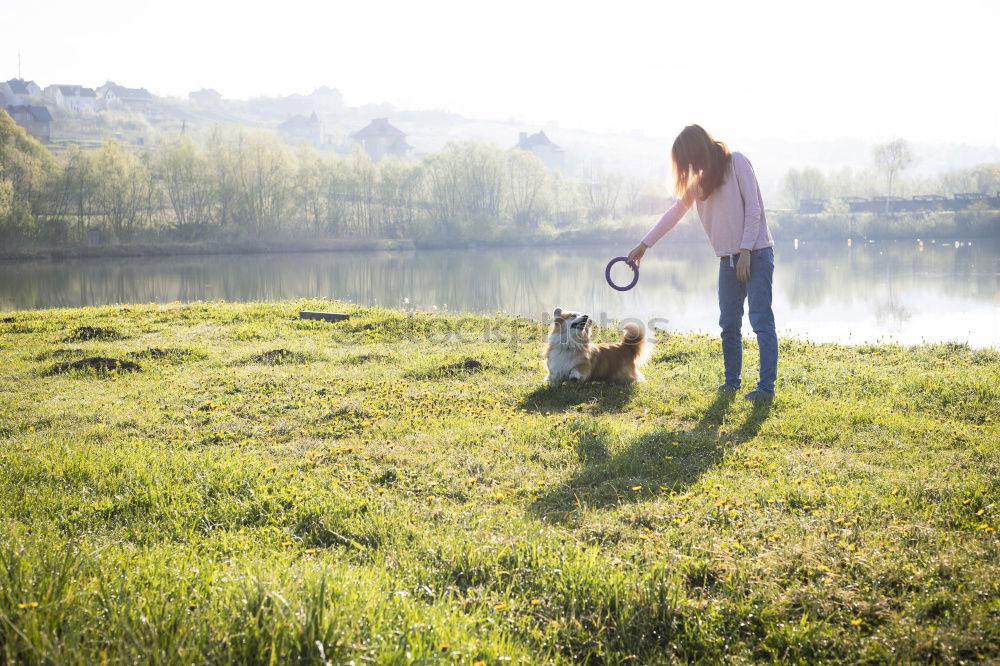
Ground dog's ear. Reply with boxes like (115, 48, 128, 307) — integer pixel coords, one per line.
(553, 307, 562, 318)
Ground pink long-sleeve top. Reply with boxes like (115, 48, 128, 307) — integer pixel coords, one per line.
(641, 152, 773, 257)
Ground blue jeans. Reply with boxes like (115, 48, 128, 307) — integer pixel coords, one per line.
(718, 246, 777, 393)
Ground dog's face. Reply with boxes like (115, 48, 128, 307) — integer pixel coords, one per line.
(550, 308, 593, 345)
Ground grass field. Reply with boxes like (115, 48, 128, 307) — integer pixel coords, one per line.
(1, 301, 998, 664)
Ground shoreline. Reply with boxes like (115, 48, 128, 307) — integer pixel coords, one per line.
(1, 231, 995, 262)
(1, 303, 995, 350)
(0, 237, 416, 261)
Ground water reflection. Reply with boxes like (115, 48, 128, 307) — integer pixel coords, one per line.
(1, 239, 997, 347)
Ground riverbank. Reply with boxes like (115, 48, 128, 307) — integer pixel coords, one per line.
(1, 302, 998, 663)
(4, 216, 998, 261)
(0, 224, 657, 261)
(773, 209, 1000, 240)
(0, 237, 416, 261)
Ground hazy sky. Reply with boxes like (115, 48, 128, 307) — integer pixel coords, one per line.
(5, 0, 998, 146)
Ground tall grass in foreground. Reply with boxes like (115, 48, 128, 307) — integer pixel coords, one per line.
(1, 301, 997, 664)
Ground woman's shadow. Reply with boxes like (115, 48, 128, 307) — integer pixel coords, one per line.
(528, 390, 772, 522)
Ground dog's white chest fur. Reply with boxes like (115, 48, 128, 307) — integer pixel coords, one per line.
(544, 339, 586, 383)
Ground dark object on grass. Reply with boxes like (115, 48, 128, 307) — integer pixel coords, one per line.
(300, 311, 350, 322)
(42, 348, 82, 359)
(655, 350, 695, 364)
(128, 347, 188, 360)
(605, 257, 640, 291)
(250, 349, 305, 364)
(438, 358, 485, 374)
(51, 357, 140, 374)
(66, 326, 122, 341)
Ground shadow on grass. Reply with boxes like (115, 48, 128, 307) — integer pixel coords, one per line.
(518, 382, 636, 415)
(740, 399, 773, 440)
(529, 390, 773, 521)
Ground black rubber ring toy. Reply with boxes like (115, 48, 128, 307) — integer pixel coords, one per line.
(605, 257, 639, 291)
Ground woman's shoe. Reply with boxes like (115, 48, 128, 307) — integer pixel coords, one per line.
(743, 389, 774, 402)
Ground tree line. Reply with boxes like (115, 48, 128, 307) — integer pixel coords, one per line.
(781, 139, 1000, 210)
(5, 111, 997, 248)
(1, 111, 653, 246)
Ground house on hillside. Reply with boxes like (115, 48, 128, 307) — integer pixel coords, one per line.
(43, 84, 97, 112)
(189, 88, 222, 106)
(278, 112, 322, 145)
(352, 118, 410, 162)
(96, 81, 154, 110)
(515, 130, 565, 170)
(310, 86, 343, 111)
(5, 105, 53, 142)
(0, 79, 43, 106)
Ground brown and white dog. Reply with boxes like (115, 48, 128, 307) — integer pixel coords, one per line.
(543, 308, 652, 385)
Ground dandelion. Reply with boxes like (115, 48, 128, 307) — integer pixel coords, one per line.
(976, 509, 985, 516)
(851, 619, 863, 626)
(531, 599, 541, 606)
(632, 485, 642, 491)
(494, 603, 507, 610)
(281, 541, 293, 547)
(304, 548, 317, 554)
(963, 499, 972, 505)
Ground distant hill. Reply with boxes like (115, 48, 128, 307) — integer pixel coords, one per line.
(19, 76, 999, 198)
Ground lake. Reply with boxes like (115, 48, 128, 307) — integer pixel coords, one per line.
(1, 239, 997, 347)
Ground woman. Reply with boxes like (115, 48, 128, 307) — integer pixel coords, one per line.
(627, 124, 777, 401)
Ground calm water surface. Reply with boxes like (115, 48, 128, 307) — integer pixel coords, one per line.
(2, 240, 997, 347)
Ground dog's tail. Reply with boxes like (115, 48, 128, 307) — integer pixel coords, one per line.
(621, 322, 653, 366)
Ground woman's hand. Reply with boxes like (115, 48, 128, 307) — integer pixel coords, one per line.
(627, 242, 648, 267)
(736, 249, 751, 282)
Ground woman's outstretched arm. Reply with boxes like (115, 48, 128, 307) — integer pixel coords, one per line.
(642, 199, 690, 248)
(628, 199, 690, 265)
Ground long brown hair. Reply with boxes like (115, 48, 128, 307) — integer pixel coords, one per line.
(671, 125, 732, 205)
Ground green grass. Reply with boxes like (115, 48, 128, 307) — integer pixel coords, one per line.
(1, 301, 998, 664)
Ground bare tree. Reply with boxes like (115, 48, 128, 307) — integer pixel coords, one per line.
(92, 140, 150, 240)
(506, 149, 548, 229)
(583, 163, 622, 221)
(873, 139, 913, 212)
(156, 138, 215, 239)
(782, 167, 827, 209)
